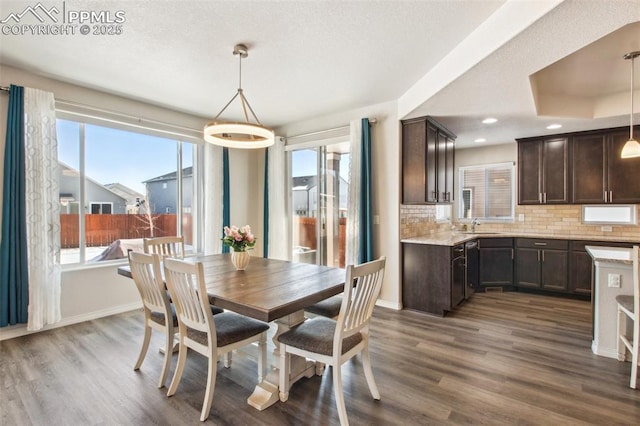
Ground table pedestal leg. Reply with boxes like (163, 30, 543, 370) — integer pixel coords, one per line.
(247, 310, 315, 410)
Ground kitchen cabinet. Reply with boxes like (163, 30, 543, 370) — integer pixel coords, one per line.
(478, 238, 514, 290)
(571, 127, 640, 204)
(517, 137, 569, 204)
(402, 243, 465, 316)
(401, 116, 456, 204)
(515, 238, 568, 292)
(607, 129, 640, 203)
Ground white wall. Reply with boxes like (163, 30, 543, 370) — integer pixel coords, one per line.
(275, 100, 402, 309)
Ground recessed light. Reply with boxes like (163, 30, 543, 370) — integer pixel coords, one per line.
(546, 124, 562, 130)
(482, 117, 498, 124)
(474, 138, 487, 143)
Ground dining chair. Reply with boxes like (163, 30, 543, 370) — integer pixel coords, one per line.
(145, 235, 225, 318)
(128, 251, 176, 388)
(616, 245, 639, 389)
(278, 256, 386, 426)
(163, 258, 270, 421)
(144, 236, 185, 259)
(305, 294, 343, 319)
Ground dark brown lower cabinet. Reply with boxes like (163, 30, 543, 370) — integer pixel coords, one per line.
(402, 243, 465, 316)
(515, 239, 568, 292)
(478, 238, 514, 290)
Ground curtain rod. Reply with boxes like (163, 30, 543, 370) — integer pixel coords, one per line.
(286, 118, 377, 141)
(0, 86, 10, 93)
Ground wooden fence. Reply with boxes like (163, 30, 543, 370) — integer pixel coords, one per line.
(295, 216, 346, 267)
(60, 214, 192, 248)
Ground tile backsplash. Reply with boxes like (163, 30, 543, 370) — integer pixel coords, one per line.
(401, 204, 640, 241)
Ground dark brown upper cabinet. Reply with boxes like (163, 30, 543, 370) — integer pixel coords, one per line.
(402, 116, 456, 204)
(571, 126, 640, 204)
(517, 137, 569, 205)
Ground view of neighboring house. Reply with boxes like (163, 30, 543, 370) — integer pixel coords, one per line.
(59, 162, 128, 214)
(104, 183, 146, 214)
(292, 175, 348, 217)
(143, 166, 193, 214)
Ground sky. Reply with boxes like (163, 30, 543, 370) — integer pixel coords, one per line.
(57, 119, 192, 194)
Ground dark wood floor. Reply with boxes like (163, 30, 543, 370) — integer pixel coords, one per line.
(1, 292, 639, 425)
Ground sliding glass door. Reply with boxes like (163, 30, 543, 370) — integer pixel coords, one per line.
(289, 142, 350, 267)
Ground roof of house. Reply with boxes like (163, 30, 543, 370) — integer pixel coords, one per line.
(104, 183, 145, 202)
(143, 166, 193, 184)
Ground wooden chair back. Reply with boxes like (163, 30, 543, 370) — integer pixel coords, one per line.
(163, 258, 214, 337)
(334, 256, 386, 348)
(144, 236, 185, 259)
(128, 251, 169, 315)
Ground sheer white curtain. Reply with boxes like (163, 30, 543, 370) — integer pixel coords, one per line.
(345, 119, 362, 267)
(203, 143, 224, 254)
(267, 137, 289, 260)
(24, 87, 61, 331)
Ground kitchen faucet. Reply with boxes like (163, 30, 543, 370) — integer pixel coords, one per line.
(471, 217, 480, 233)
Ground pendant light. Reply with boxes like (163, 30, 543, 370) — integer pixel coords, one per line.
(620, 51, 640, 158)
(204, 44, 274, 149)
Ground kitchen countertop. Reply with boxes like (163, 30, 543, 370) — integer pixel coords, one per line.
(401, 231, 640, 247)
(585, 246, 634, 265)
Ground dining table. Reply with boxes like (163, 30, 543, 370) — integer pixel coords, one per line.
(117, 253, 346, 410)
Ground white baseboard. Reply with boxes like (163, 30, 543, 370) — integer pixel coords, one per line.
(0, 301, 142, 342)
(376, 299, 402, 311)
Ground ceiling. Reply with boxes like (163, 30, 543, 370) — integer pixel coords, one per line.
(0, 1, 639, 149)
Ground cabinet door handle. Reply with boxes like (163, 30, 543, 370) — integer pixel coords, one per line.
(609, 190, 613, 203)
(543, 193, 547, 203)
(537, 250, 540, 262)
(511, 248, 514, 260)
(432, 190, 438, 200)
(604, 191, 608, 203)
(538, 193, 542, 203)
(542, 251, 545, 262)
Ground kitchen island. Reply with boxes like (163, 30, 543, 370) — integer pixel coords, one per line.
(586, 246, 634, 359)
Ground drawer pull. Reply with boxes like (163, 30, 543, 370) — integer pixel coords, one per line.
(534, 242, 547, 246)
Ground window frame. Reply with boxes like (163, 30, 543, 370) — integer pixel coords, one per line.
(457, 162, 515, 222)
(56, 114, 201, 268)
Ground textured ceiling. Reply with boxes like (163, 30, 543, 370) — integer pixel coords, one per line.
(1, 0, 639, 149)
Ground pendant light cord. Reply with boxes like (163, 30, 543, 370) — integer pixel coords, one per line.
(631, 54, 635, 140)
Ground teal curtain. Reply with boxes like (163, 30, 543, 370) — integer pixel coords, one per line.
(222, 147, 230, 254)
(263, 149, 269, 258)
(0, 85, 28, 327)
(359, 118, 373, 263)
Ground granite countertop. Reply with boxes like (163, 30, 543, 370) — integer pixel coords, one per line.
(585, 246, 634, 265)
(401, 231, 640, 247)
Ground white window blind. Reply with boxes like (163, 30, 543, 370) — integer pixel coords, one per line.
(458, 162, 514, 221)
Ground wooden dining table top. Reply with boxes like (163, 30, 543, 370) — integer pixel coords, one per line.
(117, 253, 346, 323)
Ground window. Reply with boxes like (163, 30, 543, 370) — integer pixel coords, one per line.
(583, 205, 637, 225)
(458, 162, 514, 221)
(90, 202, 113, 214)
(57, 119, 196, 265)
(288, 141, 350, 268)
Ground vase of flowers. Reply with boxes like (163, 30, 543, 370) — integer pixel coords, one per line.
(223, 225, 256, 270)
